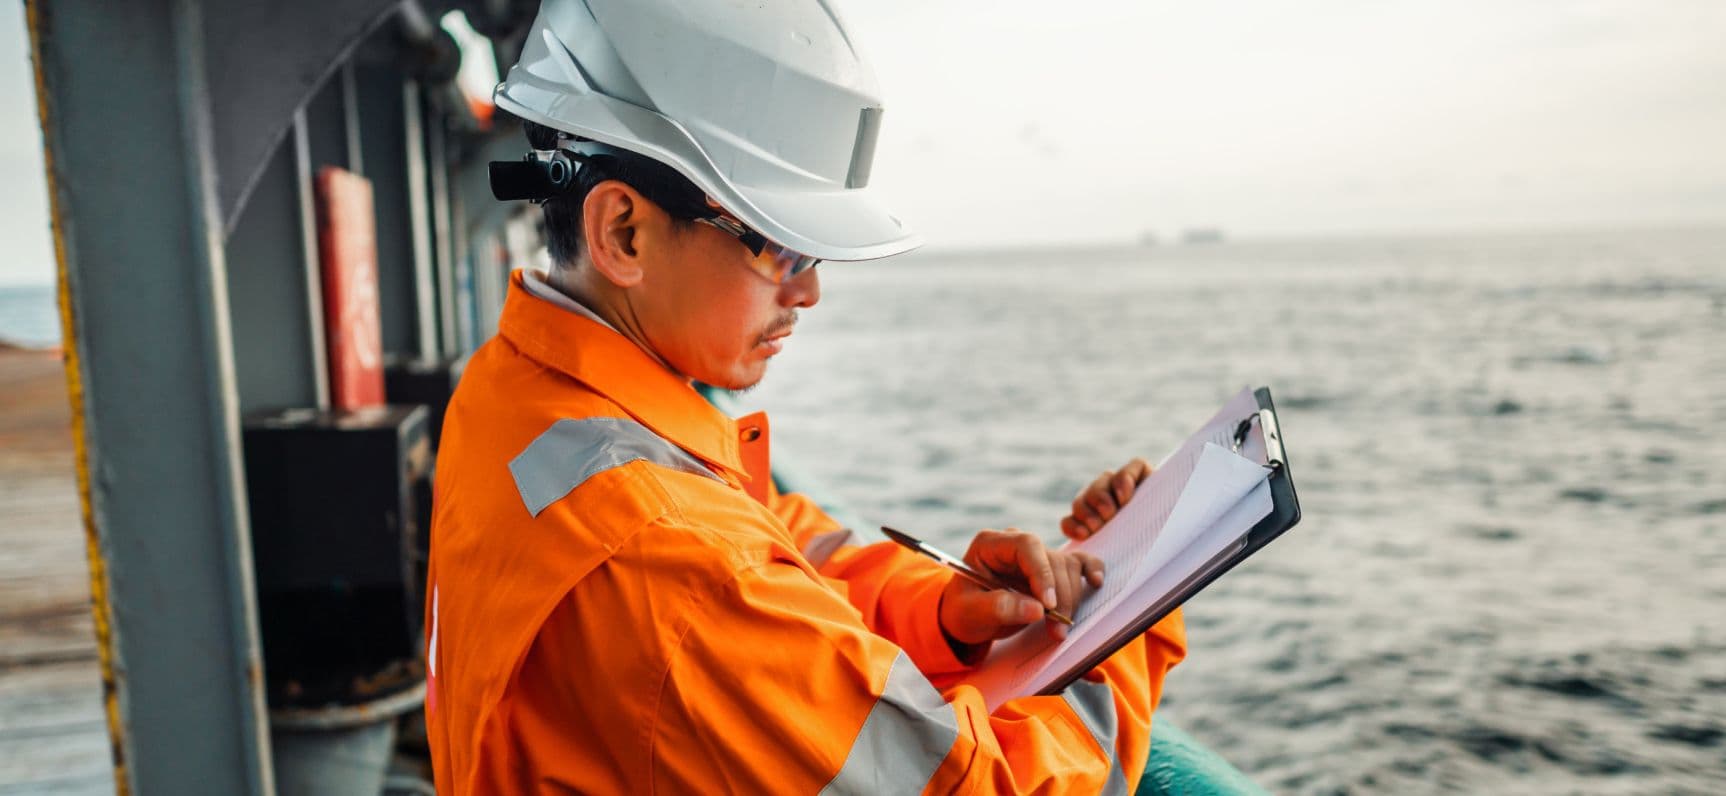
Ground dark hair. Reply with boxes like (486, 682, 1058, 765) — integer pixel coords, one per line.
(521, 119, 708, 268)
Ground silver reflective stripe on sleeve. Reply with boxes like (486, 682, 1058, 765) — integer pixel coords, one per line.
(818, 651, 959, 795)
(800, 528, 861, 568)
(1063, 679, 1129, 796)
(509, 416, 720, 517)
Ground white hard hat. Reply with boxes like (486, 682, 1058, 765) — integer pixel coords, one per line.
(493, 0, 921, 262)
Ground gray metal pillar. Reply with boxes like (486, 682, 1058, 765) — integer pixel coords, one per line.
(450, 177, 476, 351)
(302, 72, 352, 174)
(407, 80, 441, 360)
(354, 65, 423, 361)
(29, 0, 275, 793)
(472, 228, 506, 343)
(340, 64, 364, 178)
(458, 125, 529, 345)
(427, 109, 459, 357)
(225, 116, 328, 413)
(295, 116, 332, 411)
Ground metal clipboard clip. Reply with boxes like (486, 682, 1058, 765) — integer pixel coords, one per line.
(1229, 408, 1286, 473)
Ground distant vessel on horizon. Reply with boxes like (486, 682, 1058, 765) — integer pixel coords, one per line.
(1181, 227, 1226, 245)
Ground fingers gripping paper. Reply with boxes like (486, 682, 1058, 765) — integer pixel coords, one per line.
(959, 388, 1277, 710)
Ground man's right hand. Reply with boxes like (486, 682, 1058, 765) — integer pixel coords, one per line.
(938, 528, 1103, 655)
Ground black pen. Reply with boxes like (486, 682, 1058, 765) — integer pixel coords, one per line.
(881, 526, 1074, 625)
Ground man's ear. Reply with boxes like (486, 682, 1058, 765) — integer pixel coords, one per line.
(581, 180, 650, 288)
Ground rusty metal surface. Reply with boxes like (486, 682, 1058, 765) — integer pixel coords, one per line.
(270, 680, 426, 732)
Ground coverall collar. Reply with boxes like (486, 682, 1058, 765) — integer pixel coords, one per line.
(497, 268, 746, 481)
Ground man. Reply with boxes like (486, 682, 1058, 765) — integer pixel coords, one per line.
(425, 0, 1186, 792)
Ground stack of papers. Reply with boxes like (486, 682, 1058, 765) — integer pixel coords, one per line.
(958, 388, 1277, 710)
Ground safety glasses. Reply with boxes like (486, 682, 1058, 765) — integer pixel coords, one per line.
(532, 140, 822, 285)
(692, 211, 821, 285)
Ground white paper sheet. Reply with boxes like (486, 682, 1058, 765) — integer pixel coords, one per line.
(1064, 389, 1261, 620)
(957, 388, 1278, 710)
(1038, 478, 1273, 684)
(1055, 443, 1271, 655)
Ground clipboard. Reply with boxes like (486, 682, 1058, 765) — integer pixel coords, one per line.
(1035, 386, 1302, 696)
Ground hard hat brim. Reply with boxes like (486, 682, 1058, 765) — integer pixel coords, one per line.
(497, 82, 922, 263)
(726, 182, 922, 263)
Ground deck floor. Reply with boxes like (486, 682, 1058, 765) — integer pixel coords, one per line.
(0, 348, 115, 795)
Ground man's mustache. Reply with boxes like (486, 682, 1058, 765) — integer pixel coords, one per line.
(760, 311, 798, 342)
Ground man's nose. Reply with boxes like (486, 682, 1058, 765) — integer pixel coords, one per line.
(780, 265, 820, 309)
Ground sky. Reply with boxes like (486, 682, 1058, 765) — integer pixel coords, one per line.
(3, 1, 1725, 284)
(0, 4, 51, 286)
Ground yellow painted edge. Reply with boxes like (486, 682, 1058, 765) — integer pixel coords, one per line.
(25, 3, 130, 793)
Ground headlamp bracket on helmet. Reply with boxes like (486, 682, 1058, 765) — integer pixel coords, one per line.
(528, 149, 576, 196)
(492, 138, 719, 224)
(489, 139, 619, 204)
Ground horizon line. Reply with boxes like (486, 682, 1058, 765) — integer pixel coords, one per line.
(2, 218, 1724, 289)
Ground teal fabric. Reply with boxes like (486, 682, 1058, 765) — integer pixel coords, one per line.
(697, 385, 1267, 795)
(1139, 720, 1267, 795)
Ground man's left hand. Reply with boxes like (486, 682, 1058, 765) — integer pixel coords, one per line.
(1060, 457, 1153, 540)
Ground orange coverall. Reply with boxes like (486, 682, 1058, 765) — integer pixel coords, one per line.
(425, 270, 1187, 793)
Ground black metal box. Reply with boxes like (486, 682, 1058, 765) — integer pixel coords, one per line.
(243, 404, 432, 705)
(385, 354, 466, 451)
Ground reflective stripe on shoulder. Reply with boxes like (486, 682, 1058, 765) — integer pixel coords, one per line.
(819, 651, 959, 795)
(1062, 679, 1129, 796)
(509, 416, 721, 517)
(800, 528, 861, 568)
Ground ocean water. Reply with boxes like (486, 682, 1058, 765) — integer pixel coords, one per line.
(733, 227, 1726, 794)
(0, 284, 59, 348)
